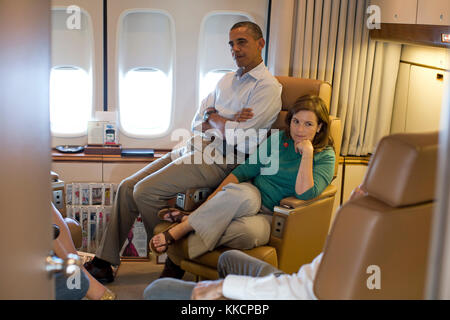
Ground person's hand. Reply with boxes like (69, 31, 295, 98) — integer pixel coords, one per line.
(202, 120, 213, 132)
(233, 108, 254, 122)
(295, 139, 314, 157)
(191, 280, 226, 300)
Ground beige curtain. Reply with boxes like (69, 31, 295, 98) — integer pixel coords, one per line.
(267, 0, 402, 156)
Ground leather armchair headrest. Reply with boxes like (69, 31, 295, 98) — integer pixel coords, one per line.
(275, 76, 331, 112)
(362, 132, 439, 207)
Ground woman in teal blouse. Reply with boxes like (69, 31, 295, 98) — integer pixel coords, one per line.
(151, 95, 335, 255)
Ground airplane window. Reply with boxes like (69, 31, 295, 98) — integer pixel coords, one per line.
(117, 11, 174, 138)
(199, 69, 231, 102)
(50, 66, 92, 135)
(50, 7, 93, 138)
(197, 12, 253, 106)
(119, 68, 171, 136)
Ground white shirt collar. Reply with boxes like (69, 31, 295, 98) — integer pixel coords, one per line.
(235, 61, 266, 80)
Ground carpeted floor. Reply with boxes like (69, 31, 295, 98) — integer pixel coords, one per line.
(105, 254, 196, 300)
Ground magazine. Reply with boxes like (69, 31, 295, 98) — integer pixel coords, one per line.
(73, 184, 80, 206)
(80, 184, 90, 205)
(103, 184, 112, 206)
(88, 208, 97, 253)
(66, 184, 73, 206)
(90, 183, 103, 205)
(81, 208, 89, 252)
(120, 216, 148, 259)
(96, 207, 104, 249)
(65, 183, 118, 253)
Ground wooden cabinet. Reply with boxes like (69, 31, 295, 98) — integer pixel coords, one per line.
(103, 162, 148, 183)
(371, 0, 450, 25)
(405, 65, 448, 133)
(392, 62, 448, 134)
(51, 151, 164, 183)
(370, 0, 418, 24)
(417, 0, 450, 26)
(51, 162, 103, 183)
(370, 0, 450, 48)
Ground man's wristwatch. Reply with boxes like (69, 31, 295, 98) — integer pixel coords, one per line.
(203, 108, 218, 122)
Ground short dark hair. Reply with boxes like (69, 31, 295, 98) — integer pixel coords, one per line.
(230, 21, 263, 40)
(284, 95, 334, 154)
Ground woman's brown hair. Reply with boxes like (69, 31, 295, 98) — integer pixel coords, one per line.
(284, 95, 334, 154)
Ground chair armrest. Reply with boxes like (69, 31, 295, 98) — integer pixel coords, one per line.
(270, 185, 337, 273)
(278, 184, 337, 210)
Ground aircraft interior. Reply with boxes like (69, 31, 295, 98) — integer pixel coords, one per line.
(0, 0, 449, 303)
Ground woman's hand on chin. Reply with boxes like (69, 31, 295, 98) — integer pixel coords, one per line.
(295, 139, 314, 156)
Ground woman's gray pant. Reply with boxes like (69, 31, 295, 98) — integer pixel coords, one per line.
(186, 182, 272, 259)
(143, 250, 283, 300)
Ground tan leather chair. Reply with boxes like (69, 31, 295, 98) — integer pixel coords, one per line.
(314, 132, 438, 299)
(156, 76, 341, 279)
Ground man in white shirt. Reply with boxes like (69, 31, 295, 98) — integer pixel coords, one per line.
(143, 185, 367, 300)
(144, 249, 322, 300)
(85, 21, 282, 283)
(192, 56, 281, 158)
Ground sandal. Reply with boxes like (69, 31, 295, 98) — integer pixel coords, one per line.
(150, 228, 176, 256)
(157, 207, 190, 223)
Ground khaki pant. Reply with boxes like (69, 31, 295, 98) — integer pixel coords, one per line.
(96, 138, 236, 265)
(186, 182, 273, 259)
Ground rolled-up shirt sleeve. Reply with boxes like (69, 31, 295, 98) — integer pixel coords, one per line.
(222, 253, 323, 300)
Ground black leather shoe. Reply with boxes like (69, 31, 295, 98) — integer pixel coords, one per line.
(159, 257, 185, 279)
(84, 260, 114, 284)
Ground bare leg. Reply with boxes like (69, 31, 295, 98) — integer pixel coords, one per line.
(51, 203, 110, 300)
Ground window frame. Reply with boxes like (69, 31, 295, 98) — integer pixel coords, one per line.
(116, 9, 176, 139)
(50, 6, 96, 138)
(196, 11, 255, 108)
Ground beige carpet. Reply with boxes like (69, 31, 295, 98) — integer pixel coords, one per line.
(105, 254, 196, 300)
